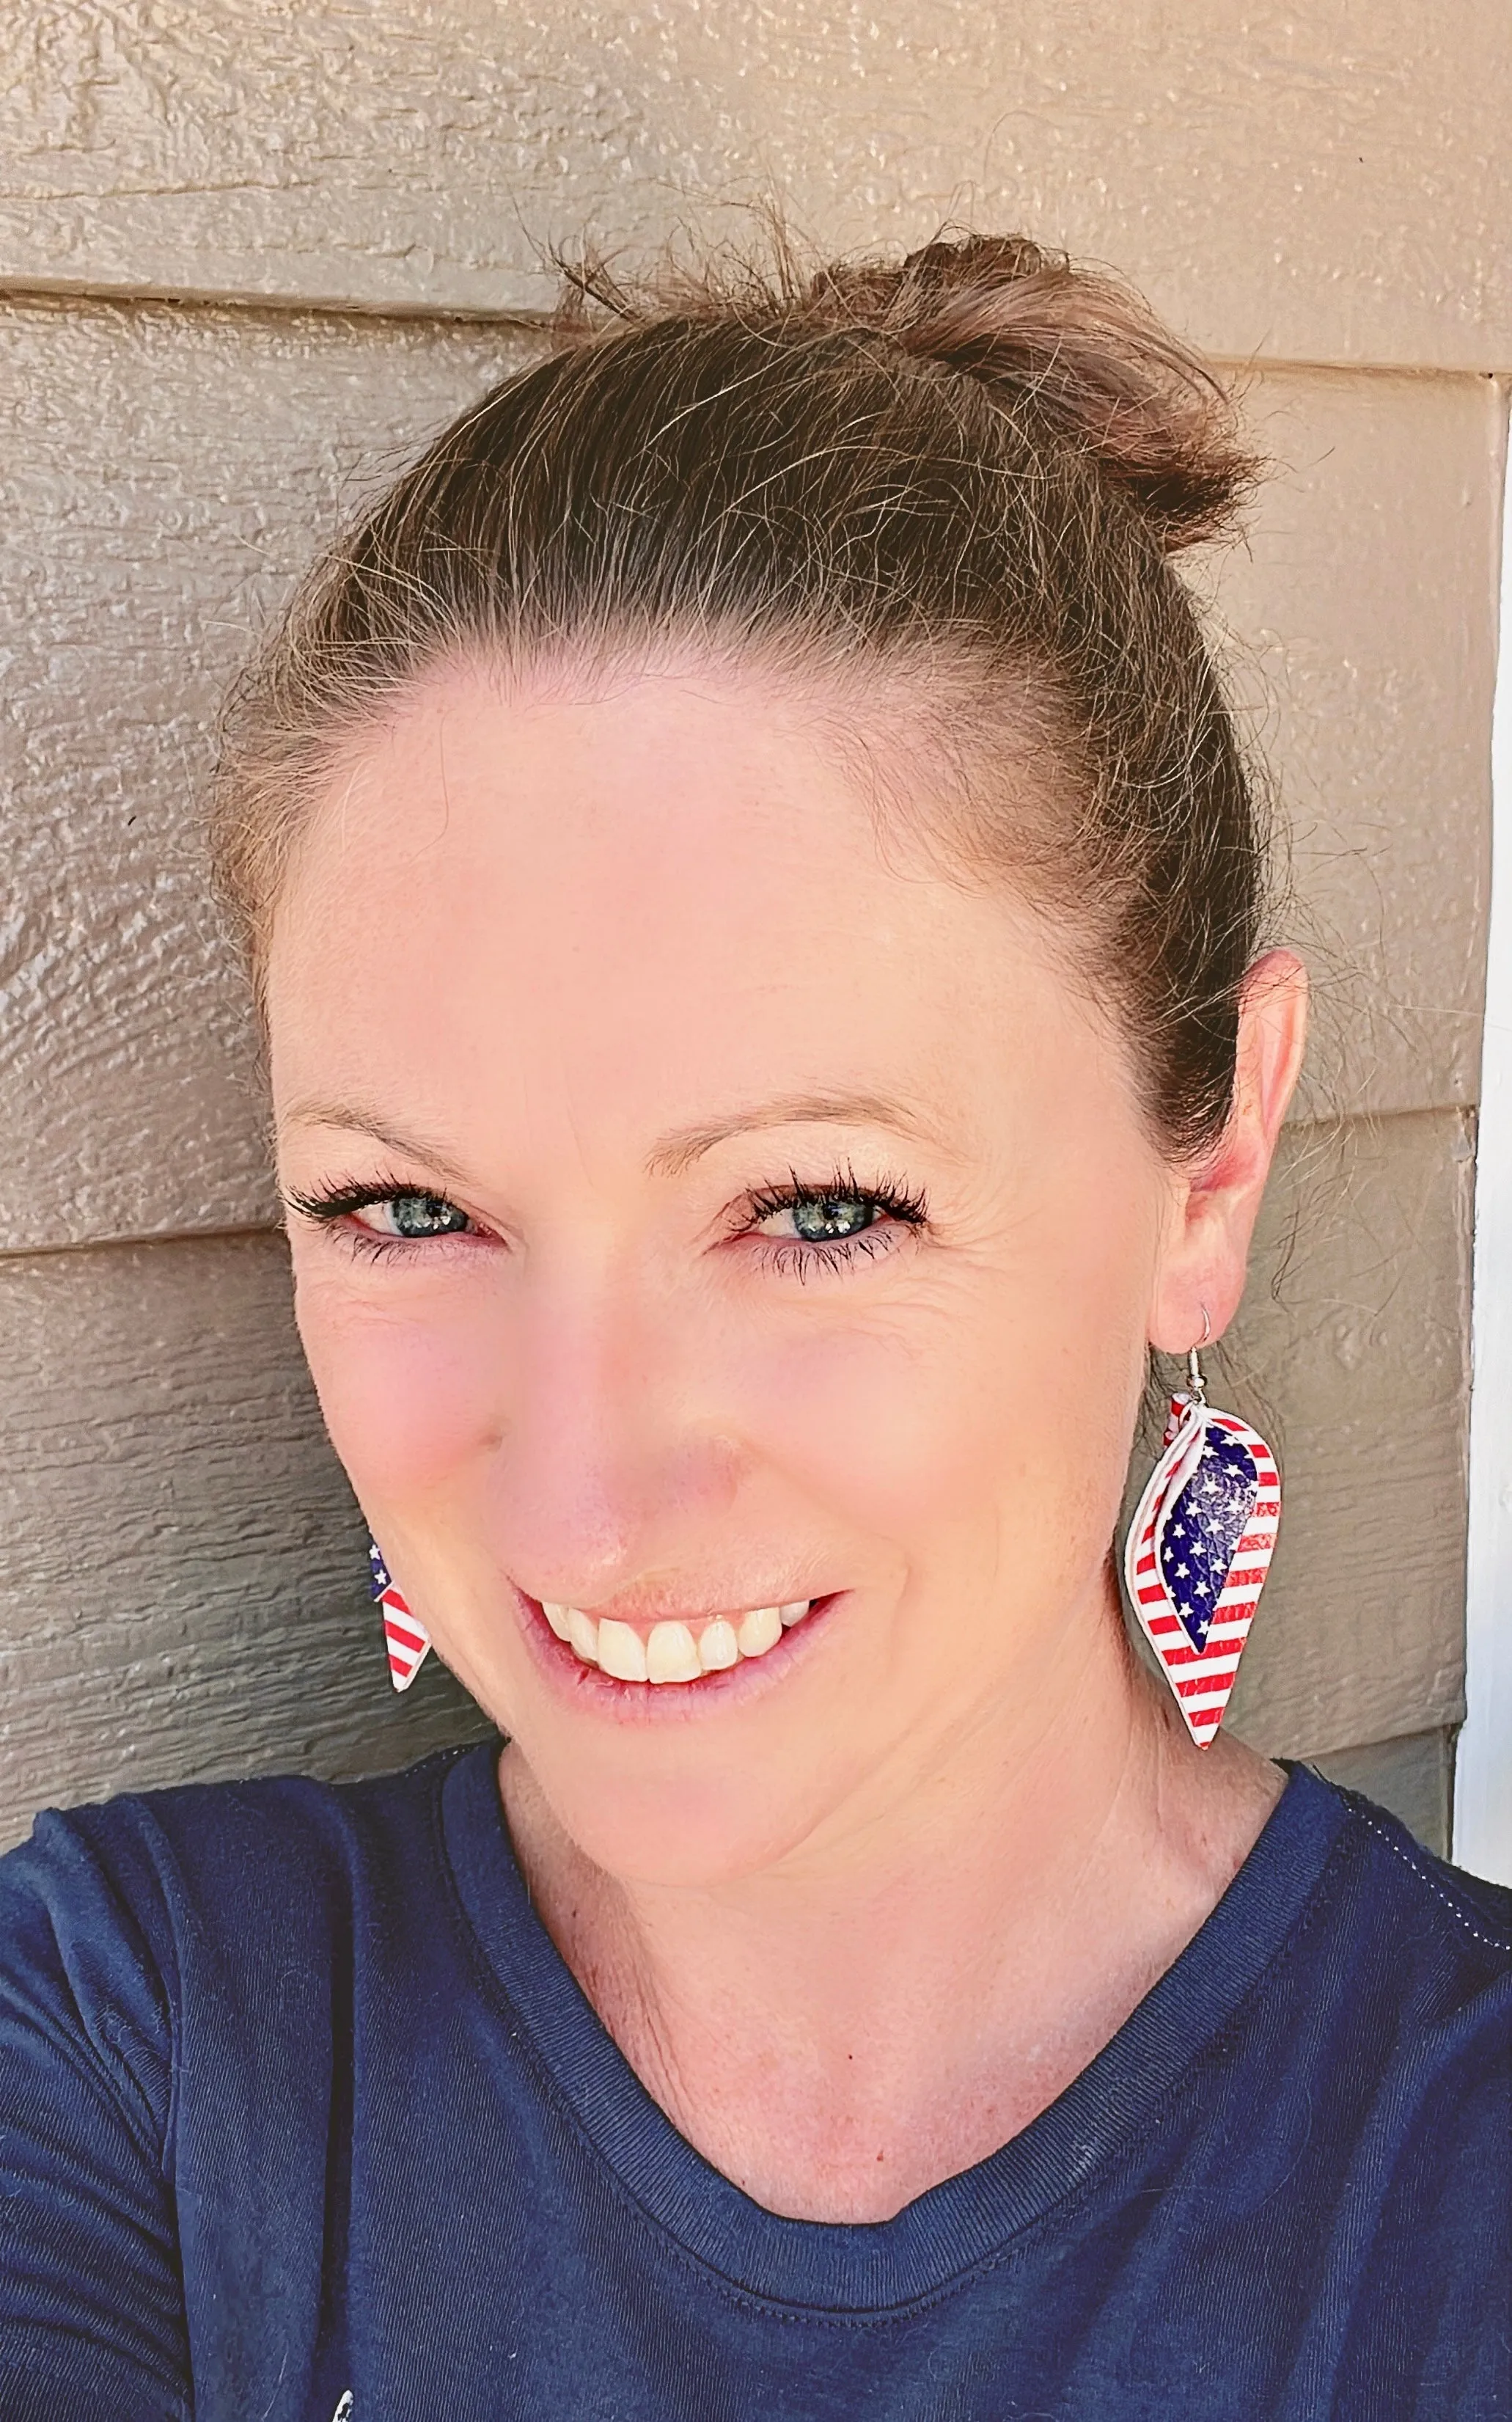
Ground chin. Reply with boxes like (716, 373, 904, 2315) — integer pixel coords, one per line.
(463, 1575, 870, 1883)
(515, 1734, 839, 1889)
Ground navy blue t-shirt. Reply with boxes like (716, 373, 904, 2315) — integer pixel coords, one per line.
(0, 1739, 1506, 2421)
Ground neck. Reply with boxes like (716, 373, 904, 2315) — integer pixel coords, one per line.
(499, 1570, 1284, 2222)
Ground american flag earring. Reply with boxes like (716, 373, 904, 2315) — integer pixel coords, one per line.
(1122, 1320, 1280, 1748)
(368, 1540, 432, 1693)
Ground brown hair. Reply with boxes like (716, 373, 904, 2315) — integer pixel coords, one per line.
(211, 230, 1268, 1157)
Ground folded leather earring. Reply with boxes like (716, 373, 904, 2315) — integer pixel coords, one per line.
(1123, 1313, 1280, 1748)
(368, 1540, 432, 1692)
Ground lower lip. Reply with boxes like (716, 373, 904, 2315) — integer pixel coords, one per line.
(515, 1591, 844, 1720)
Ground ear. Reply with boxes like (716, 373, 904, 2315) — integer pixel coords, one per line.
(1150, 950, 1309, 1354)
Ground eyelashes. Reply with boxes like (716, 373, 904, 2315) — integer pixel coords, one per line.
(282, 1173, 477, 1265)
(285, 1177, 469, 1237)
(740, 1163, 928, 1280)
(284, 1161, 928, 1278)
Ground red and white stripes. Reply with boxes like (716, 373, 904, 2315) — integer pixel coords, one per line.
(1123, 1400, 1281, 1749)
(377, 1584, 432, 1693)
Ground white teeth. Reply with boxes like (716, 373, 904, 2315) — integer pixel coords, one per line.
(566, 1607, 600, 1665)
(736, 1603, 783, 1658)
(598, 1619, 649, 1683)
(698, 1617, 740, 1672)
(549, 1598, 817, 1680)
(646, 1620, 702, 1683)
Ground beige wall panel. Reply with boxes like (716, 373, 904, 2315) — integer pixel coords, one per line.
(0, 1109, 1467, 1851)
(0, 299, 542, 1253)
(1, 2, 1508, 370)
(1200, 366, 1501, 1123)
(1208, 1108, 1472, 1758)
(1310, 1729, 1454, 1858)
(0, 1230, 491, 1855)
(1, 300, 1497, 1255)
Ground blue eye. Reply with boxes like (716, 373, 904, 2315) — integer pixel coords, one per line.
(745, 1165, 928, 1274)
(285, 1162, 927, 1276)
(359, 1192, 472, 1240)
(284, 1179, 476, 1248)
(760, 1193, 879, 1244)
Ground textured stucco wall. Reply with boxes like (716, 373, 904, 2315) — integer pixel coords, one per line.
(3, 1, 1508, 366)
(1, 1, 1505, 1853)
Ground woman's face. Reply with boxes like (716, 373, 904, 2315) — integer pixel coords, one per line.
(268, 657, 1192, 1885)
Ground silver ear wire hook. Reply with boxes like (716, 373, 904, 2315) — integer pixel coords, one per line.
(1186, 1304, 1212, 1405)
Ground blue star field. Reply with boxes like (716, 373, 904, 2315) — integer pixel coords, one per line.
(1157, 1427, 1259, 1651)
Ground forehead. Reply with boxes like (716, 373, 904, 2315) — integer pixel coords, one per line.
(264, 658, 1095, 1154)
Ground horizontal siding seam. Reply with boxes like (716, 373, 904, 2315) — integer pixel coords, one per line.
(0, 277, 1506, 381)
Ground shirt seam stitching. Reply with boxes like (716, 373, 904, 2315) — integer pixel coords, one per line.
(1339, 1800, 1512, 1955)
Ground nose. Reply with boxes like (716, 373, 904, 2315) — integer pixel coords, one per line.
(487, 1259, 741, 1609)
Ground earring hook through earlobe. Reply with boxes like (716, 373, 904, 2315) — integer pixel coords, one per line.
(1186, 1303, 1212, 1404)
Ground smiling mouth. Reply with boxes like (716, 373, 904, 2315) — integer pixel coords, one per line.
(540, 1597, 818, 1684)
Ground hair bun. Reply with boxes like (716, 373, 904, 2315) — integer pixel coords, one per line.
(800, 232, 1255, 554)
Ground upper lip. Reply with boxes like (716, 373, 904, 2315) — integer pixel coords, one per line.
(531, 1591, 823, 1627)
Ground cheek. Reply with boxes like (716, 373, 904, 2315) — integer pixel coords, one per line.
(727, 1274, 1070, 1567)
(740, 1311, 1005, 1546)
(292, 1259, 504, 1504)
(288, 1171, 1153, 1589)
(738, 1203, 1154, 1578)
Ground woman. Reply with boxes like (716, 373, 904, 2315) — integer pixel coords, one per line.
(0, 233, 1505, 2421)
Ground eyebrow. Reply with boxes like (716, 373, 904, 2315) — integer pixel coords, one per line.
(278, 1103, 481, 1196)
(282, 1090, 945, 1185)
(643, 1091, 944, 1178)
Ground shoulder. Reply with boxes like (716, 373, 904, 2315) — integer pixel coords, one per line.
(1, 1737, 474, 1903)
(1302, 1767, 1512, 1978)
(1266, 1767, 1511, 2113)
(0, 1743, 482, 2071)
